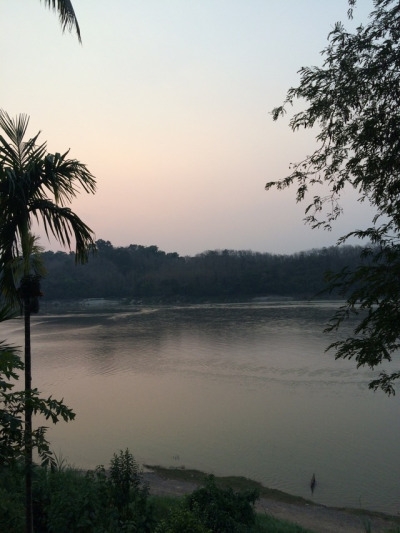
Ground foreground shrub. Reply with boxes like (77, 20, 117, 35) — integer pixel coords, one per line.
(31, 449, 153, 532)
(0, 452, 317, 532)
(107, 449, 154, 532)
(0, 463, 25, 533)
(154, 503, 212, 533)
(187, 475, 259, 532)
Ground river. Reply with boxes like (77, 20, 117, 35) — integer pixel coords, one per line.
(1, 301, 399, 515)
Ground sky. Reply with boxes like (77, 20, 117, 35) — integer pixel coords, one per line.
(1, 0, 375, 257)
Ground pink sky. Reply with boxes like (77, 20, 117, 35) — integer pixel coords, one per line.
(2, 0, 374, 256)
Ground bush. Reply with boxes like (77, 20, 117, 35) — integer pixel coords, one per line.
(0, 452, 316, 532)
(154, 503, 212, 533)
(31, 449, 153, 532)
(107, 449, 154, 532)
(185, 475, 259, 533)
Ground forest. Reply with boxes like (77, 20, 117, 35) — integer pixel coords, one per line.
(40, 240, 366, 302)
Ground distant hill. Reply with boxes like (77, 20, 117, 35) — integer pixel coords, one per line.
(40, 239, 366, 302)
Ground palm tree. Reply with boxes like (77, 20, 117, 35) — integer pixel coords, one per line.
(0, 109, 96, 532)
(41, 0, 81, 42)
(0, 110, 96, 285)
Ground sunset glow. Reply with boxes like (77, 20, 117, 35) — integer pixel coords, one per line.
(2, 0, 374, 256)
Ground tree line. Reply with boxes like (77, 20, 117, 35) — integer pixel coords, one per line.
(40, 239, 366, 302)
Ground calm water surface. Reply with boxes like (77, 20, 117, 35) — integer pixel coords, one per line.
(2, 301, 399, 515)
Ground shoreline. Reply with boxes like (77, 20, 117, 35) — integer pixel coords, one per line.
(144, 466, 400, 533)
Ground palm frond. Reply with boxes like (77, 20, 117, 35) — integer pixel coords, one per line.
(20, 233, 46, 278)
(40, 0, 81, 43)
(30, 199, 95, 263)
(0, 303, 19, 323)
(42, 151, 96, 205)
(0, 110, 46, 179)
(0, 110, 30, 148)
(0, 216, 22, 307)
(0, 232, 45, 309)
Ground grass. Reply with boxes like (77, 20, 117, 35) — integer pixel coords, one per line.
(255, 513, 314, 532)
(144, 464, 315, 505)
(149, 494, 314, 533)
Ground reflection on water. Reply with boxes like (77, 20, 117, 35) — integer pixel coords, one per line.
(1, 302, 399, 515)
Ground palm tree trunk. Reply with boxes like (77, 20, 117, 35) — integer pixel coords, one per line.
(24, 294, 33, 533)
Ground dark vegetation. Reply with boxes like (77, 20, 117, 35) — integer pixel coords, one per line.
(0, 449, 313, 533)
(266, 0, 400, 394)
(40, 239, 365, 302)
(144, 466, 314, 507)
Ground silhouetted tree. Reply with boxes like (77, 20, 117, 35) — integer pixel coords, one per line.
(0, 110, 96, 532)
(266, 0, 400, 394)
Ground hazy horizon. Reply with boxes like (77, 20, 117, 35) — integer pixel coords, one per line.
(43, 235, 367, 259)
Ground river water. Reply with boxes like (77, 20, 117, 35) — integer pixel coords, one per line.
(2, 301, 399, 515)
